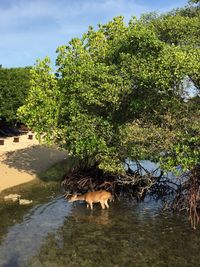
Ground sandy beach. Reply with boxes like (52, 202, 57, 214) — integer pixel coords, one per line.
(0, 133, 67, 192)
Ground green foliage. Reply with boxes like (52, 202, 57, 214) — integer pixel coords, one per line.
(147, 13, 200, 46)
(160, 110, 200, 172)
(0, 67, 31, 122)
(18, 58, 60, 143)
(189, 0, 200, 4)
(18, 3, 200, 173)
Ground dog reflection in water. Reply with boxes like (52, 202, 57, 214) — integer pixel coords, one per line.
(67, 190, 113, 210)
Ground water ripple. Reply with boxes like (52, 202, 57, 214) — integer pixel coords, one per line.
(0, 197, 71, 267)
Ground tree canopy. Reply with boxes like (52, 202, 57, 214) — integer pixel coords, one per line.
(18, 2, 200, 174)
(0, 67, 31, 122)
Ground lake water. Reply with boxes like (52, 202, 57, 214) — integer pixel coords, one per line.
(0, 185, 200, 267)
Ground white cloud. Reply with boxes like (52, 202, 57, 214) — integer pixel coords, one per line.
(0, 0, 188, 67)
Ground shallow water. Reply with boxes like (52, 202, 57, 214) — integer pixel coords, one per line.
(0, 192, 200, 267)
(0, 160, 199, 267)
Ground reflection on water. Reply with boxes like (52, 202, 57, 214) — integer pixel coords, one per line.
(28, 200, 200, 267)
(1, 159, 197, 266)
(1, 196, 199, 267)
(0, 197, 72, 267)
(35, 201, 200, 267)
(126, 159, 161, 176)
(71, 208, 112, 226)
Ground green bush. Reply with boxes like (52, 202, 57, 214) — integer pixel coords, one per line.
(0, 67, 31, 123)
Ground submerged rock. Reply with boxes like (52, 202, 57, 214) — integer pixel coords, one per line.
(19, 199, 33, 205)
(4, 194, 21, 202)
(4, 194, 32, 205)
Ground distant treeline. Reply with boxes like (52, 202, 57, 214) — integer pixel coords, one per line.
(0, 67, 31, 123)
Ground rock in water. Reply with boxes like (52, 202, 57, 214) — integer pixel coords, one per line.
(19, 199, 33, 205)
(4, 194, 21, 202)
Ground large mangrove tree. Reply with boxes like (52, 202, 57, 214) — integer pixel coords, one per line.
(19, 1, 199, 172)
(18, 0, 200, 227)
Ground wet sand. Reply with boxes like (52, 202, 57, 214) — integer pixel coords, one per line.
(0, 133, 67, 192)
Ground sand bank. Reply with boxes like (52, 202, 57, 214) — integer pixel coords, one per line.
(0, 133, 67, 192)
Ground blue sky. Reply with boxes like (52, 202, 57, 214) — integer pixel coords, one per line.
(0, 0, 188, 68)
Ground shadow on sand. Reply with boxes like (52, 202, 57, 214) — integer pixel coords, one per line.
(1, 145, 68, 179)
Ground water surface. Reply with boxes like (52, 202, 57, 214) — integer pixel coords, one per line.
(0, 160, 199, 267)
(0, 192, 199, 267)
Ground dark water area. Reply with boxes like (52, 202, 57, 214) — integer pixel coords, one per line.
(0, 189, 200, 267)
